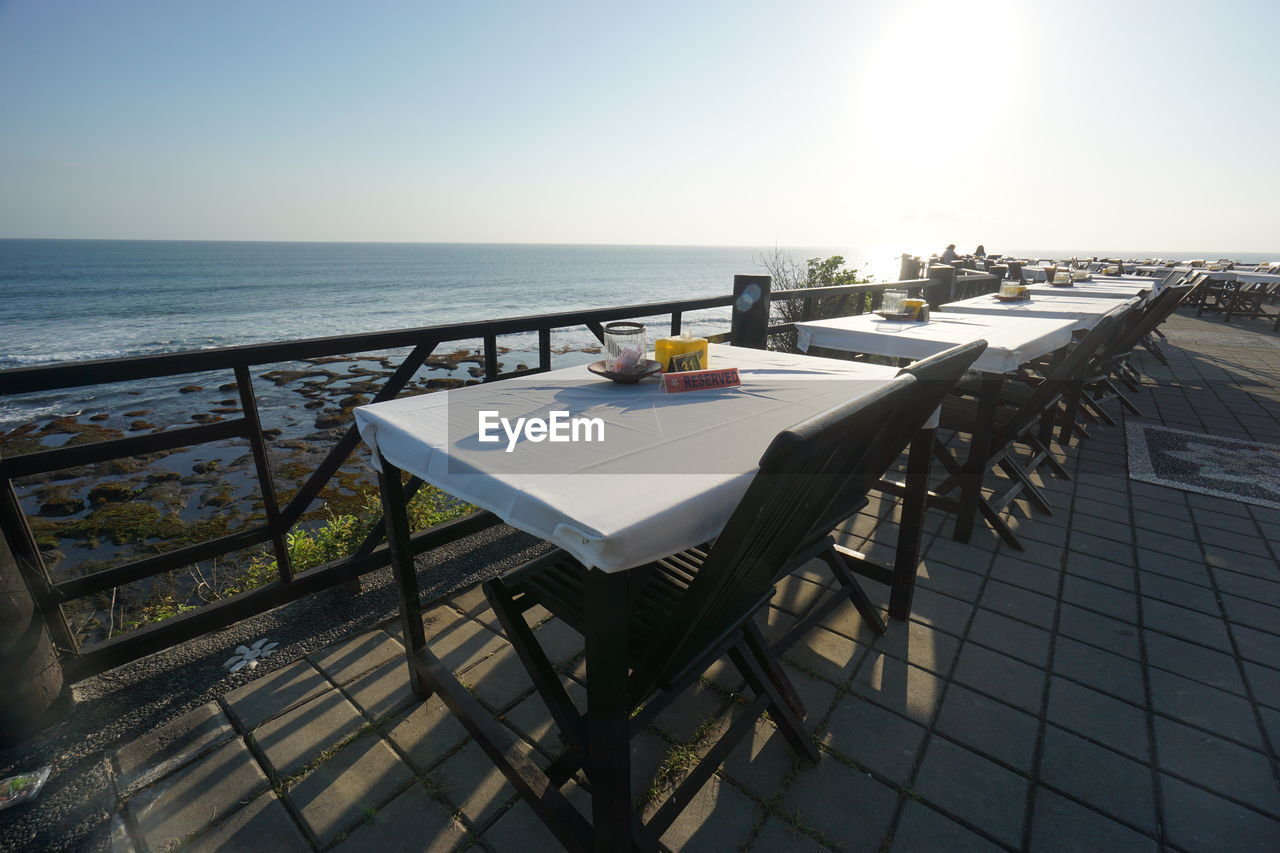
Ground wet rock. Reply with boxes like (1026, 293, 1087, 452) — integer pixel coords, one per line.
(89, 413, 110, 422)
(218, 382, 239, 392)
(192, 460, 220, 475)
(39, 486, 85, 516)
(179, 385, 204, 394)
(190, 413, 222, 423)
(210, 407, 241, 415)
(303, 400, 324, 409)
(468, 366, 484, 378)
(516, 363, 529, 371)
(426, 378, 464, 390)
(125, 410, 151, 417)
(313, 410, 348, 429)
(261, 428, 283, 440)
(130, 420, 156, 431)
(219, 399, 238, 406)
(88, 482, 135, 505)
(145, 472, 182, 484)
(337, 394, 367, 409)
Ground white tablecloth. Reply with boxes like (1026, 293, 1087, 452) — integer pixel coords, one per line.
(940, 294, 1140, 331)
(355, 345, 904, 573)
(1022, 280, 1152, 300)
(795, 312, 1075, 374)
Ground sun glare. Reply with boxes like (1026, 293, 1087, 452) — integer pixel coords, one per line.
(858, 0, 1027, 171)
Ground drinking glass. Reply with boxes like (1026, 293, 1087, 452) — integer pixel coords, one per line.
(603, 322, 647, 373)
(1000, 281, 1020, 297)
(881, 289, 908, 313)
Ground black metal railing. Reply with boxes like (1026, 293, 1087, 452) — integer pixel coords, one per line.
(0, 268, 1004, 683)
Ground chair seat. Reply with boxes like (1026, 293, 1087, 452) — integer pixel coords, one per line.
(504, 545, 713, 667)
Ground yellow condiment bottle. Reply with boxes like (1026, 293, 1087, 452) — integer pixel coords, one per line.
(654, 332, 709, 372)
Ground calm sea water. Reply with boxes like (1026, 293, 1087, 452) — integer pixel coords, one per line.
(2, 239, 1276, 428)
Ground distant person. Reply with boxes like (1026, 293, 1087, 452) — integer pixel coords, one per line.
(974, 244, 986, 258)
(940, 244, 958, 263)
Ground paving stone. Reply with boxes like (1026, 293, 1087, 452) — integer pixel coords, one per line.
(1144, 631, 1247, 696)
(1230, 623, 1280, 668)
(287, 733, 415, 845)
(1153, 717, 1280, 815)
(850, 654, 944, 726)
(979, 579, 1059, 633)
(224, 658, 330, 731)
(344, 657, 416, 721)
(786, 665, 840, 729)
(421, 611, 509, 673)
(772, 574, 829, 618)
(527, 616, 584, 665)
(114, 702, 235, 796)
(652, 679, 732, 744)
(183, 791, 309, 853)
(952, 643, 1046, 714)
(1029, 788, 1157, 853)
(1061, 574, 1138, 622)
(253, 690, 365, 779)
(782, 625, 866, 686)
(1221, 594, 1280, 635)
(1204, 545, 1280, 581)
(332, 783, 469, 853)
(1142, 598, 1233, 652)
(1149, 668, 1264, 748)
(434, 738, 521, 828)
(1244, 660, 1280, 709)
(1075, 514, 1135, 545)
(721, 719, 797, 798)
(446, 584, 501, 630)
(386, 694, 470, 773)
(989, 554, 1063, 596)
(128, 739, 270, 852)
(502, 680, 585, 756)
(458, 644, 534, 711)
(1132, 509, 1197, 540)
(913, 737, 1028, 846)
(659, 774, 761, 852)
(783, 753, 899, 852)
(482, 785, 591, 852)
(1038, 725, 1156, 833)
(968, 609, 1051, 667)
(1047, 677, 1148, 761)
(1260, 705, 1280, 749)
(916, 558, 984, 601)
(748, 818, 830, 852)
(1214, 569, 1280, 608)
(1064, 553, 1135, 592)
(905, 587, 974, 637)
(309, 630, 403, 686)
(821, 694, 926, 785)
(1057, 604, 1140, 660)
(1140, 571, 1220, 614)
(864, 616, 961, 677)
(1133, 528, 1191, 558)
(1195, 509, 1263, 536)
(934, 682, 1038, 772)
(1135, 551, 1213, 587)
(1160, 773, 1280, 853)
(890, 800, 1003, 852)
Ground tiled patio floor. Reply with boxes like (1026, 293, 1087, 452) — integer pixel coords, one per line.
(107, 311, 1280, 852)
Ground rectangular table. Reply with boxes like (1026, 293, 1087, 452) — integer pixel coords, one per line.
(355, 343, 936, 851)
(941, 293, 1140, 331)
(1022, 279, 1153, 300)
(795, 311, 1078, 547)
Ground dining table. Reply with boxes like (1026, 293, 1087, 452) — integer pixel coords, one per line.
(940, 293, 1141, 331)
(1021, 278, 1154, 301)
(354, 342, 938, 851)
(795, 311, 1079, 546)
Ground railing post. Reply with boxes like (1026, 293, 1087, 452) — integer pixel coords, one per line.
(730, 274, 771, 350)
(898, 254, 919, 281)
(925, 264, 956, 310)
(0, 519, 70, 748)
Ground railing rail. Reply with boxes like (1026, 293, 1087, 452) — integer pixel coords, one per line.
(0, 268, 1009, 683)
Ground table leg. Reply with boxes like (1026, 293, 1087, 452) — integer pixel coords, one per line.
(889, 427, 933, 620)
(584, 568, 647, 852)
(952, 375, 1002, 543)
(378, 455, 430, 699)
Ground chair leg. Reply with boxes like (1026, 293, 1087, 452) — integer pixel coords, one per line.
(997, 455, 1052, 515)
(728, 642, 819, 763)
(822, 547, 887, 635)
(743, 621, 805, 718)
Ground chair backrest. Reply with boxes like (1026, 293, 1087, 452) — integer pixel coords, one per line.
(994, 305, 1129, 445)
(809, 340, 989, 538)
(630, 371, 944, 695)
(1106, 283, 1194, 356)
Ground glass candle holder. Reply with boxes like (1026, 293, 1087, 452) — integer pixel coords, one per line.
(603, 321, 647, 373)
(1000, 281, 1020, 297)
(881, 288, 908, 313)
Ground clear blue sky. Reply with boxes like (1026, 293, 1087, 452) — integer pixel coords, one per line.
(2, 0, 1277, 253)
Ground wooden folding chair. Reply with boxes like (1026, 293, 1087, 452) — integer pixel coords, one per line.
(481, 372, 942, 849)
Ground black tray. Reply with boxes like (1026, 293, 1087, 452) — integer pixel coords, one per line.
(587, 359, 663, 384)
(993, 294, 1030, 302)
(875, 310, 920, 321)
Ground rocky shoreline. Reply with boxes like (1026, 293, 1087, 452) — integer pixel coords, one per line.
(0, 344, 602, 646)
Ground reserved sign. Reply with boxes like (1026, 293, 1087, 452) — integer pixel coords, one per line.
(661, 367, 741, 393)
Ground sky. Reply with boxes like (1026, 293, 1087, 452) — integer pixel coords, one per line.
(1, 0, 1278, 253)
